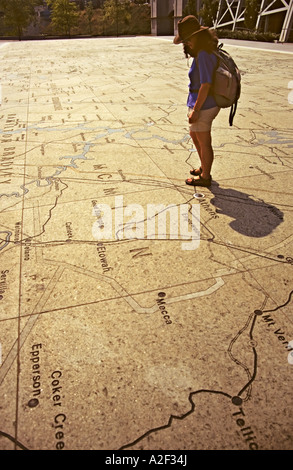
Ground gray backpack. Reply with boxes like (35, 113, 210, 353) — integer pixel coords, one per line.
(212, 44, 241, 126)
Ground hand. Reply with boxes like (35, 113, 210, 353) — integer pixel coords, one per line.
(188, 109, 200, 124)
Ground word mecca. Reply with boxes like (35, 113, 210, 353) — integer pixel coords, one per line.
(92, 195, 200, 251)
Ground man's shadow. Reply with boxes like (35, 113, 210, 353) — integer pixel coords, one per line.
(209, 181, 284, 237)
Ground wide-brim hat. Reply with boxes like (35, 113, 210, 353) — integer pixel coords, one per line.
(173, 15, 209, 44)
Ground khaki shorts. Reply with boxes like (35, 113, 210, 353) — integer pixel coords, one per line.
(188, 106, 220, 132)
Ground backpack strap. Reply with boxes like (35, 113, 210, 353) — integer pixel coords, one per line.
(229, 102, 237, 127)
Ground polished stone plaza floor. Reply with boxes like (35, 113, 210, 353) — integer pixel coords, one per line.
(0, 36, 292, 450)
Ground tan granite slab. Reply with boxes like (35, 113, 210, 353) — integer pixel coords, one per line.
(0, 36, 292, 450)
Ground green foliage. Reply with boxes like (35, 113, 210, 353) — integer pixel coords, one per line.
(103, 0, 131, 36)
(183, 0, 198, 17)
(217, 28, 279, 42)
(47, 0, 79, 36)
(85, 1, 94, 34)
(0, 0, 41, 39)
(244, 0, 261, 30)
(199, 0, 219, 27)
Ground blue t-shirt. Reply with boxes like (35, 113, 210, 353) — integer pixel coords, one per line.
(187, 50, 217, 110)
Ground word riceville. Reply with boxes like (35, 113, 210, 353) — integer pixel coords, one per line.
(92, 196, 200, 251)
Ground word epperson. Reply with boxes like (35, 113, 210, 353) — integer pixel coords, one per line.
(92, 196, 200, 251)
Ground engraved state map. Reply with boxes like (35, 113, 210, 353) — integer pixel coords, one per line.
(0, 37, 293, 450)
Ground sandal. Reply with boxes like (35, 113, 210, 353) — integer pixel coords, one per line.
(185, 175, 212, 187)
(190, 167, 202, 176)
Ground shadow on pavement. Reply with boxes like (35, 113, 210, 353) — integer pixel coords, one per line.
(209, 181, 284, 237)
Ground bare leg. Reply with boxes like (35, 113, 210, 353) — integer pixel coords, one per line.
(190, 131, 201, 155)
(193, 130, 214, 179)
(190, 131, 202, 173)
